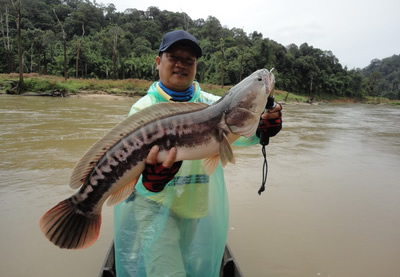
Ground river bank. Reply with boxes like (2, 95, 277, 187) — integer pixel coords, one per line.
(1, 73, 398, 105)
(2, 91, 397, 106)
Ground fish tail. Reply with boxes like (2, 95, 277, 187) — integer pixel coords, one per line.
(39, 199, 101, 249)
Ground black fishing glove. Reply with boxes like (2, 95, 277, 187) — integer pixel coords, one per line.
(257, 111, 282, 137)
(142, 161, 182, 192)
(256, 104, 282, 141)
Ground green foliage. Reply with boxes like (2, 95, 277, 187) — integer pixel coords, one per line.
(362, 55, 400, 100)
(22, 76, 84, 92)
(0, 0, 399, 100)
(24, 77, 58, 92)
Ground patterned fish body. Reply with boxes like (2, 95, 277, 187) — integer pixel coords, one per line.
(40, 68, 275, 249)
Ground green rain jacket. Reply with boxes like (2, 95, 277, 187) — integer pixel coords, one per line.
(114, 81, 259, 277)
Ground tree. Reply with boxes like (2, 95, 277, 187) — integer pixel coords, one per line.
(0, 6, 14, 73)
(366, 72, 384, 97)
(53, 7, 68, 80)
(219, 38, 225, 86)
(11, 0, 24, 93)
(74, 22, 84, 78)
(110, 26, 122, 79)
(39, 30, 56, 74)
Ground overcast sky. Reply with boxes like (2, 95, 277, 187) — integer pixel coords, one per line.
(100, 0, 399, 69)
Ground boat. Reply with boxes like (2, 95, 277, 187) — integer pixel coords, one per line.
(99, 242, 243, 277)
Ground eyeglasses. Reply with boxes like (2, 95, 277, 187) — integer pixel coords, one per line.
(164, 53, 196, 67)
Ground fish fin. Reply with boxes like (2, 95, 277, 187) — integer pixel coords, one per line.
(219, 133, 236, 166)
(226, 133, 241, 144)
(106, 176, 139, 206)
(203, 154, 220, 175)
(69, 102, 209, 189)
(39, 199, 101, 249)
(203, 133, 236, 174)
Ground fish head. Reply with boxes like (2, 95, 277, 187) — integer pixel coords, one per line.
(223, 69, 275, 137)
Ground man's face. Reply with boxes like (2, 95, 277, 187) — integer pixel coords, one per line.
(156, 44, 197, 92)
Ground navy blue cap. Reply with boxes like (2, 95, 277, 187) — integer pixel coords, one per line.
(159, 30, 202, 58)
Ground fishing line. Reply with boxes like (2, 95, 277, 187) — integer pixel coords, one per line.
(257, 94, 276, 195)
(258, 144, 268, 195)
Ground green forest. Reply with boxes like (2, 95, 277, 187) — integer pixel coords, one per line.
(1, 0, 399, 100)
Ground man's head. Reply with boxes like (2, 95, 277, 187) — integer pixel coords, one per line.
(158, 30, 202, 58)
(156, 30, 202, 92)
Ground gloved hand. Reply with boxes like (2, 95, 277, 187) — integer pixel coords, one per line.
(142, 146, 181, 192)
(142, 161, 182, 192)
(256, 102, 282, 143)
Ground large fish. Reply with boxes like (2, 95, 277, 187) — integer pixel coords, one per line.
(40, 68, 275, 249)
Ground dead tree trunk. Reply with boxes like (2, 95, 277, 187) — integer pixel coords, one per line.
(112, 31, 118, 80)
(75, 23, 85, 78)
(12, 0, 24, 93)
(53, 8, 68, 80)
(1, 8, 14, 73)
(219, 38, 225, 86)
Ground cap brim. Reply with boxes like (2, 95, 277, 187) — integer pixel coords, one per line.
(160, 39, 202, 58)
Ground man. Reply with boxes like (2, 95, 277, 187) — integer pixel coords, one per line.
(114, 30, 282, 277)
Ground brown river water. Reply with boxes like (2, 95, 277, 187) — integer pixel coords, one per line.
(0, 95, 399, 277)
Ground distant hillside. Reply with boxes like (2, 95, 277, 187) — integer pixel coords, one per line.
(362, 55, 400, 99)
